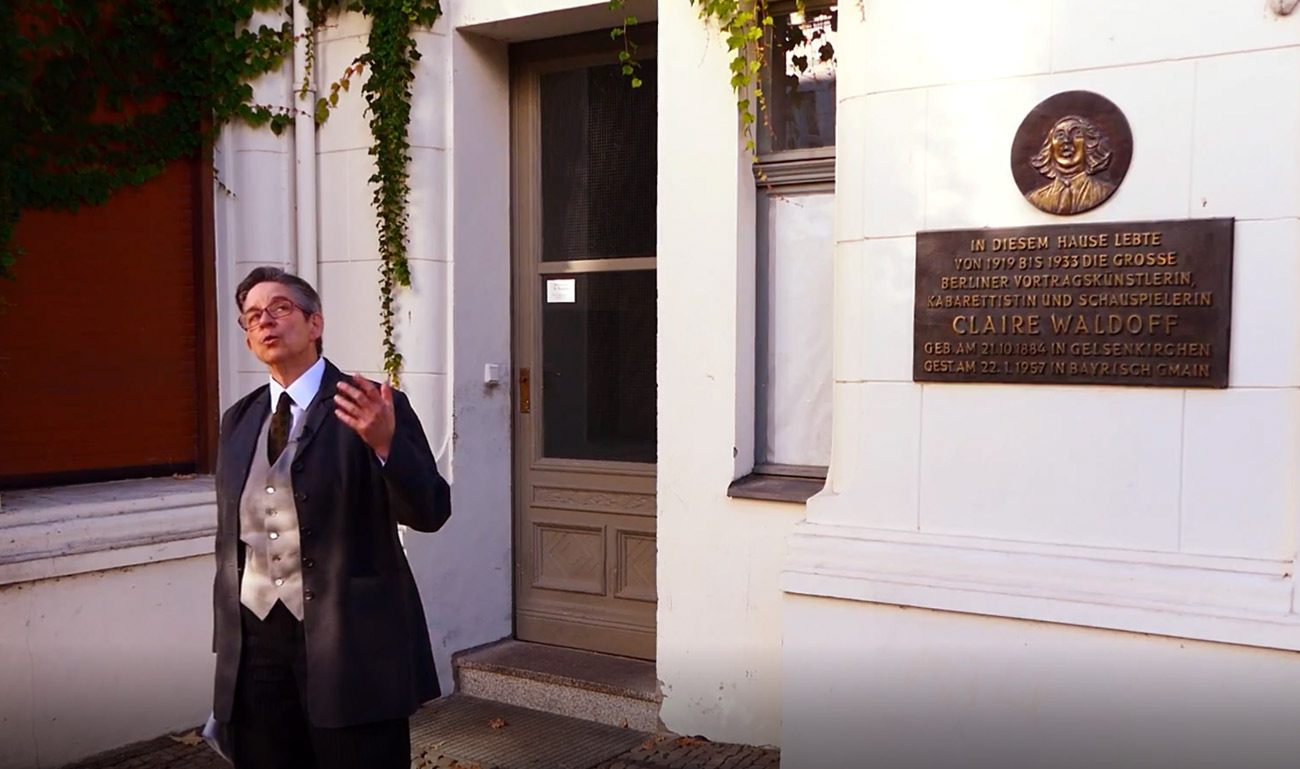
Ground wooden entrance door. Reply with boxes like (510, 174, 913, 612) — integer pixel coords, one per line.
(511, 43, 658, 660)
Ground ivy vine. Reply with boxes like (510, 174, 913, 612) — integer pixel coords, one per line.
(688, 0, 777, 156)
(608, 1, 643, 89)
(1, 0, 291, 281)
(308, 0, 440, 384)
(3, 0, 438, 382)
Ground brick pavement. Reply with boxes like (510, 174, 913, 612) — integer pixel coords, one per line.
(62, 718, 779, 769)
(590, 735, 780, 769)
(59, 733, 226, 769)
(411, 734, 779, 769)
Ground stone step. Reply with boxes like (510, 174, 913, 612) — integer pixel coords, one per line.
(453, 639, 662, 733)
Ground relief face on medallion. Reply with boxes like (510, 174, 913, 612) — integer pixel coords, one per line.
(1011, 91, 1133, 216)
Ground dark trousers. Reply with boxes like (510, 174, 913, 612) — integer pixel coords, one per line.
(227, 602, 411, 769)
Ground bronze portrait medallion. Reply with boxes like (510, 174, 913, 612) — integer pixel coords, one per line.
(1010, 91, 1132, 216)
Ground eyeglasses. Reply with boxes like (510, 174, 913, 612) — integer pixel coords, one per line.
(238, 298, 303, 330)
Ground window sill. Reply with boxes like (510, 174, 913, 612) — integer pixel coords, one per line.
(0, 476, 216, 586)
(783, 520, 1300, 654)
(728, 472, 826, 504)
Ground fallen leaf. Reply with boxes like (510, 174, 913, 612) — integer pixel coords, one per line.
(488, 717, 507, 729)
(619, 718, 629, 728)
(171, 473, 197, 480)
(169, 731, 204, 747)
(676, 736, 709, 747)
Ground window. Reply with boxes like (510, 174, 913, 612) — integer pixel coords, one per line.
(732, 2, 837, 503)
(0, 158, 216, 490)
(758, 3, 837, 155)
(756, 190, 834, 470)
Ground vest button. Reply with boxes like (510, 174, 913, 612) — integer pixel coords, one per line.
(303, 558, 315, 569)
(303, 590, 315, 601)
(301, 528, 313, 537)
(269, 532, 279, 540)
(295, 491, 307, 502)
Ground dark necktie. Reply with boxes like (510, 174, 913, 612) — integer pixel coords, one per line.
(268, 392, 292, 465)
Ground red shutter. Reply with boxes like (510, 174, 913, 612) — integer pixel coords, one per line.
(0, 159, 202, 488)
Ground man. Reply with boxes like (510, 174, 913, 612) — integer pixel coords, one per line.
(210, 266, 451, 769)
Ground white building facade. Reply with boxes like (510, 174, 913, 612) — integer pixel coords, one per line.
(778, 2, 1300, 767)
(4, 1, 1300, 767)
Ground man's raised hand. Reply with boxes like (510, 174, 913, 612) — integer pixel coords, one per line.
(334, 374, 396, 461)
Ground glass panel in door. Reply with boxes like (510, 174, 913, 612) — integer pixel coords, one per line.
(540, 61, 657, 262)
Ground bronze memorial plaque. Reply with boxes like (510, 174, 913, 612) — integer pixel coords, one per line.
(914, 219, 1234, 388)
(1011, 91, 1133, 217)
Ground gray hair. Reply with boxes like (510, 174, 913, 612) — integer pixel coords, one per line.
(235, 266, 324, 355)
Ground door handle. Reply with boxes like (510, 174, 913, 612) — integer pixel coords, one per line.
(519, 367, 531, 414)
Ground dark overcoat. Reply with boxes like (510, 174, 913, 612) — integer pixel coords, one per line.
(211, 359, 451, 728)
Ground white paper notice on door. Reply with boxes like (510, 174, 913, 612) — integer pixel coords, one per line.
(546, 278, 576, 304)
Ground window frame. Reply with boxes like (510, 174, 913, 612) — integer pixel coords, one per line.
(731, 3, 838, 504)
(752, 167, 834, 480)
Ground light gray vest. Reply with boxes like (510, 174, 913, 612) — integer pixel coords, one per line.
(238, 408, 306, 620)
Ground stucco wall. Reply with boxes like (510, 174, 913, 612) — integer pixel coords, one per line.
(783, 1, 1300, 766)
(0, 557, 213, 769)
(655, 0, 804, 748)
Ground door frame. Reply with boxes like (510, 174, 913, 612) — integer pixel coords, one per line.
(508, 32, 660, 657)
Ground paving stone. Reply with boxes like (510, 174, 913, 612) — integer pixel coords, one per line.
(591, 735, 779, 769)
(54, 701, 780, 769)
(61, 733, 228, 769)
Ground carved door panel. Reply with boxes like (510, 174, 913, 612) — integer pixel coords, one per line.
(511, 46, 658, 659)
